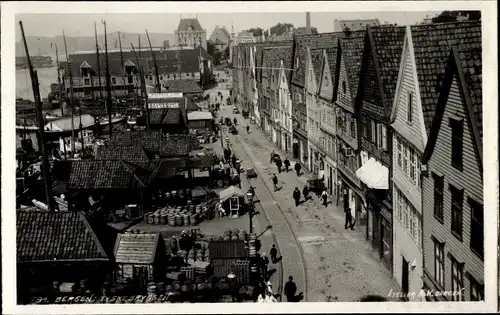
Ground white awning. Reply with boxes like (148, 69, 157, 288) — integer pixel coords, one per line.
(355, 157, 389, 190)
(318, 170, 325, 179)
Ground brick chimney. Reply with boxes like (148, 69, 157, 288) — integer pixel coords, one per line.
(306, 12, 311, 34)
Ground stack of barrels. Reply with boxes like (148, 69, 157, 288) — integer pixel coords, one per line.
(218, 228, 248, 241)
(144, 206, 199, 227)
(177, 242, 210, 263)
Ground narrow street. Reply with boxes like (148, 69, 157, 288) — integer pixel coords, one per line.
(216, 102, 401, 302)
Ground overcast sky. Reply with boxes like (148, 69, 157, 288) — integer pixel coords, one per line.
(15, 11, 441, 38)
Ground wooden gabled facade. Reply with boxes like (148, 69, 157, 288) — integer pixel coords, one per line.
(336, 30, 367, 227)
(421, 41, 483, 301)
(317, 45, 341, 197)
(306, 47, 324, 174)
(390, 21, 482, 299)
(355, 25, 405, 272)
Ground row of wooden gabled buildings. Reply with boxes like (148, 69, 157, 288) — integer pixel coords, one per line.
(231, 20, 483, 301)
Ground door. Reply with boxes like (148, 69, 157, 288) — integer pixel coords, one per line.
(402, 257, 409, 296)
(329, 166, 333, 195)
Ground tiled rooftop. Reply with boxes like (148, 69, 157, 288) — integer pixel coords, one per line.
(96, 144, 151, 161)
(411, 20, 482, 134)
(17, 210, 108, 262)
(369, 25, 406, 107)
(340, 30, 366, 99)
(457, 43, 482, 141)
(114, 232, 159, 264)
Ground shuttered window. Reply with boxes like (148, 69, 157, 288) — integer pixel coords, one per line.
(370, 120, 377, 143)
(433, 173, 444, 223)
(470, 277, 484, 301)
(397, 136, 403, 167)
(450, 119, 463, 170)
(451, 256, 464, 301)
(450, 185, 464, 240)
(469, 198, 484, 259)
(434, 239, 445, 287)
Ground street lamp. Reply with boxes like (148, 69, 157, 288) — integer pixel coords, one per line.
(246, 192, 254, 234)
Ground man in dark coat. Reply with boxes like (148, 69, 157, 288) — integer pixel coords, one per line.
(270, 244, 278, 264)
(302, 185, 309, 201)
(284, 276, 297, 302)
(294, 162, 301, 176)
(272, 174, 278, 191)
(232, 154, 237, 168)
(293, 187, 301, 207)
(283, 158, 290, 172)
(275, 158, 282, 174)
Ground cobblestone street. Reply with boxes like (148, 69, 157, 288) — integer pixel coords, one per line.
(218, 104, 401, 302)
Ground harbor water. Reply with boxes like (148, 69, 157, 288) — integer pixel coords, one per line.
(16, 66, 57, 101)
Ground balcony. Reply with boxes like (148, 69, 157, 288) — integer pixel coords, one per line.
(337, 160, 361, 187)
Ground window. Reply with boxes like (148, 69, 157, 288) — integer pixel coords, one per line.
(403, 142, 409, 175)
(469, 198, 484, 259)
(451, 257, 464, 301)
(111, 77, 117, 84)
(342, 81, 346, 94)
(409, 146, 416, 181)
(470, 277, 484, 301)
(433, 173, 444, 223)
(451, 119, 463, 170)
(84, 78, 90, 86)
(350, 119, 356, 138)
(370, 120, 377, 143)
(397, 136, 403, 167)
(450, 185, 464, 240)
(378, 124, 387, 150)
(434, 239, 445, 287)
(407, 91, 413, 122)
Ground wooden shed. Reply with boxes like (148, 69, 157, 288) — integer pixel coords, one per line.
(113, 232, 166, 292)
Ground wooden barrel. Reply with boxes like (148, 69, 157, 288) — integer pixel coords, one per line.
(184, 215, 190, 226)
(156, 282, 165, 295)
(153, 214, 160, 225)
(147, 213, 154, 224)
(196, 283, 204, 292)
(160, 214, 167, 225)
(188, 249, 196, 259)
(231, 235, 239, 240)
(173, 281, 181, 291)
(223, 236, 231, 241)
(165, 284, 173, 292)
(195, 207, 201, 214)
(176, 215, 182, 226)
(147, 285, 156, 295)
(181, 284, 190, 293)
(204, 282, 213, 291)
(169, 216, 176, 227)
(190, 215, 198, 226)
(232, 229, 239, 236)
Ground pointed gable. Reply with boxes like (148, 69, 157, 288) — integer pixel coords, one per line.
(305, 48, 318, 94)
(319, 44, 340, 101)
(341, 30, 365, 101)
(424, 43, 483, 168)
(360, 25, 405, 118)
(80, 61, 92, 69)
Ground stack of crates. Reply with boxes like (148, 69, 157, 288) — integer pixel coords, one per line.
(233, 260, 251, 285)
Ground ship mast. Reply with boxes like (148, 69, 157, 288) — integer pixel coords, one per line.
(19, 21, 55, 212)
(94, 22, 104, 112)
(145, 29, 161, 93)
(117, 31, 128, 97)
(54, 43, 63, 116)
(62, 30, 76, 156)
(138, 35, 143, 99)
(103, 20, 113, 138)
(131, 43, 150, 130)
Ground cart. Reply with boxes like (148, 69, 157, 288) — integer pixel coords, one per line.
(246, 168, 257, 178)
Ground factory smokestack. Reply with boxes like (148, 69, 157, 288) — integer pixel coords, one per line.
(306, 12, 311, 34)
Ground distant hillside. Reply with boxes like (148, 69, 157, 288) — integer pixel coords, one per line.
(16, 32, 175, 60)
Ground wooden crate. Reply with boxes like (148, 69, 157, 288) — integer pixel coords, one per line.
(232, 260, 251, 285)
(180, 266, 194, 280)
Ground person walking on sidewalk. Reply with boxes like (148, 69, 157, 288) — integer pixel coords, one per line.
(261, 253, 269, 275)
(302, 185, 309, 201)
(321, 188, 329, 207)
(270, 151, 276, 163)
(270, 244, 278, 263)
(294, 162, 302, 176)
(284, 158, 290, 172)
(345, 207, 355, 230)
(232, 154, 237, 168)
(275, 158, 283, 174)
(246, 125, 250, 133)
(272, 174, 278, 191)
(284, 276, 297, 302)
(293, 187, 301, 206)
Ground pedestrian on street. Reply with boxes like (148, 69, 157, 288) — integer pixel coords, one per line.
(321, 188, 329, 207)
(294, 162, 302, 176)
(272, 174, 278, 191)
(246, 125, 250, 133)
(284, 276, 297, 302)
(302, 185, 309, 201)
(284, 158, 290, 172)
(270, 151, 276, 163)
(275, 158, 283, 174)
(345, 207, 355, 230)
(270, 244, 278, 263)
(232, 154, 237, 168)
(293, 187, 301, 206)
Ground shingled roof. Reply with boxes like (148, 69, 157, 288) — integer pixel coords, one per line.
(292, 33, 341, 88)
(310, 48, 324, 84)
(410, 20, 482, 134)
(177, 18, 204, 32)
(149, 108, 182, 125)
(262, 46, 293, 89)
(17, 210, 108, 262)
(96, 144, 151, 161)
(368, 25, 406, 109)
(151, 47, 209, 75)
(165, 79, 203, 94)
(114, 232, 161, 264)
(68, 160, 149, 189)
(340, 30, 366, 99)
(110, 130, 163, 150)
